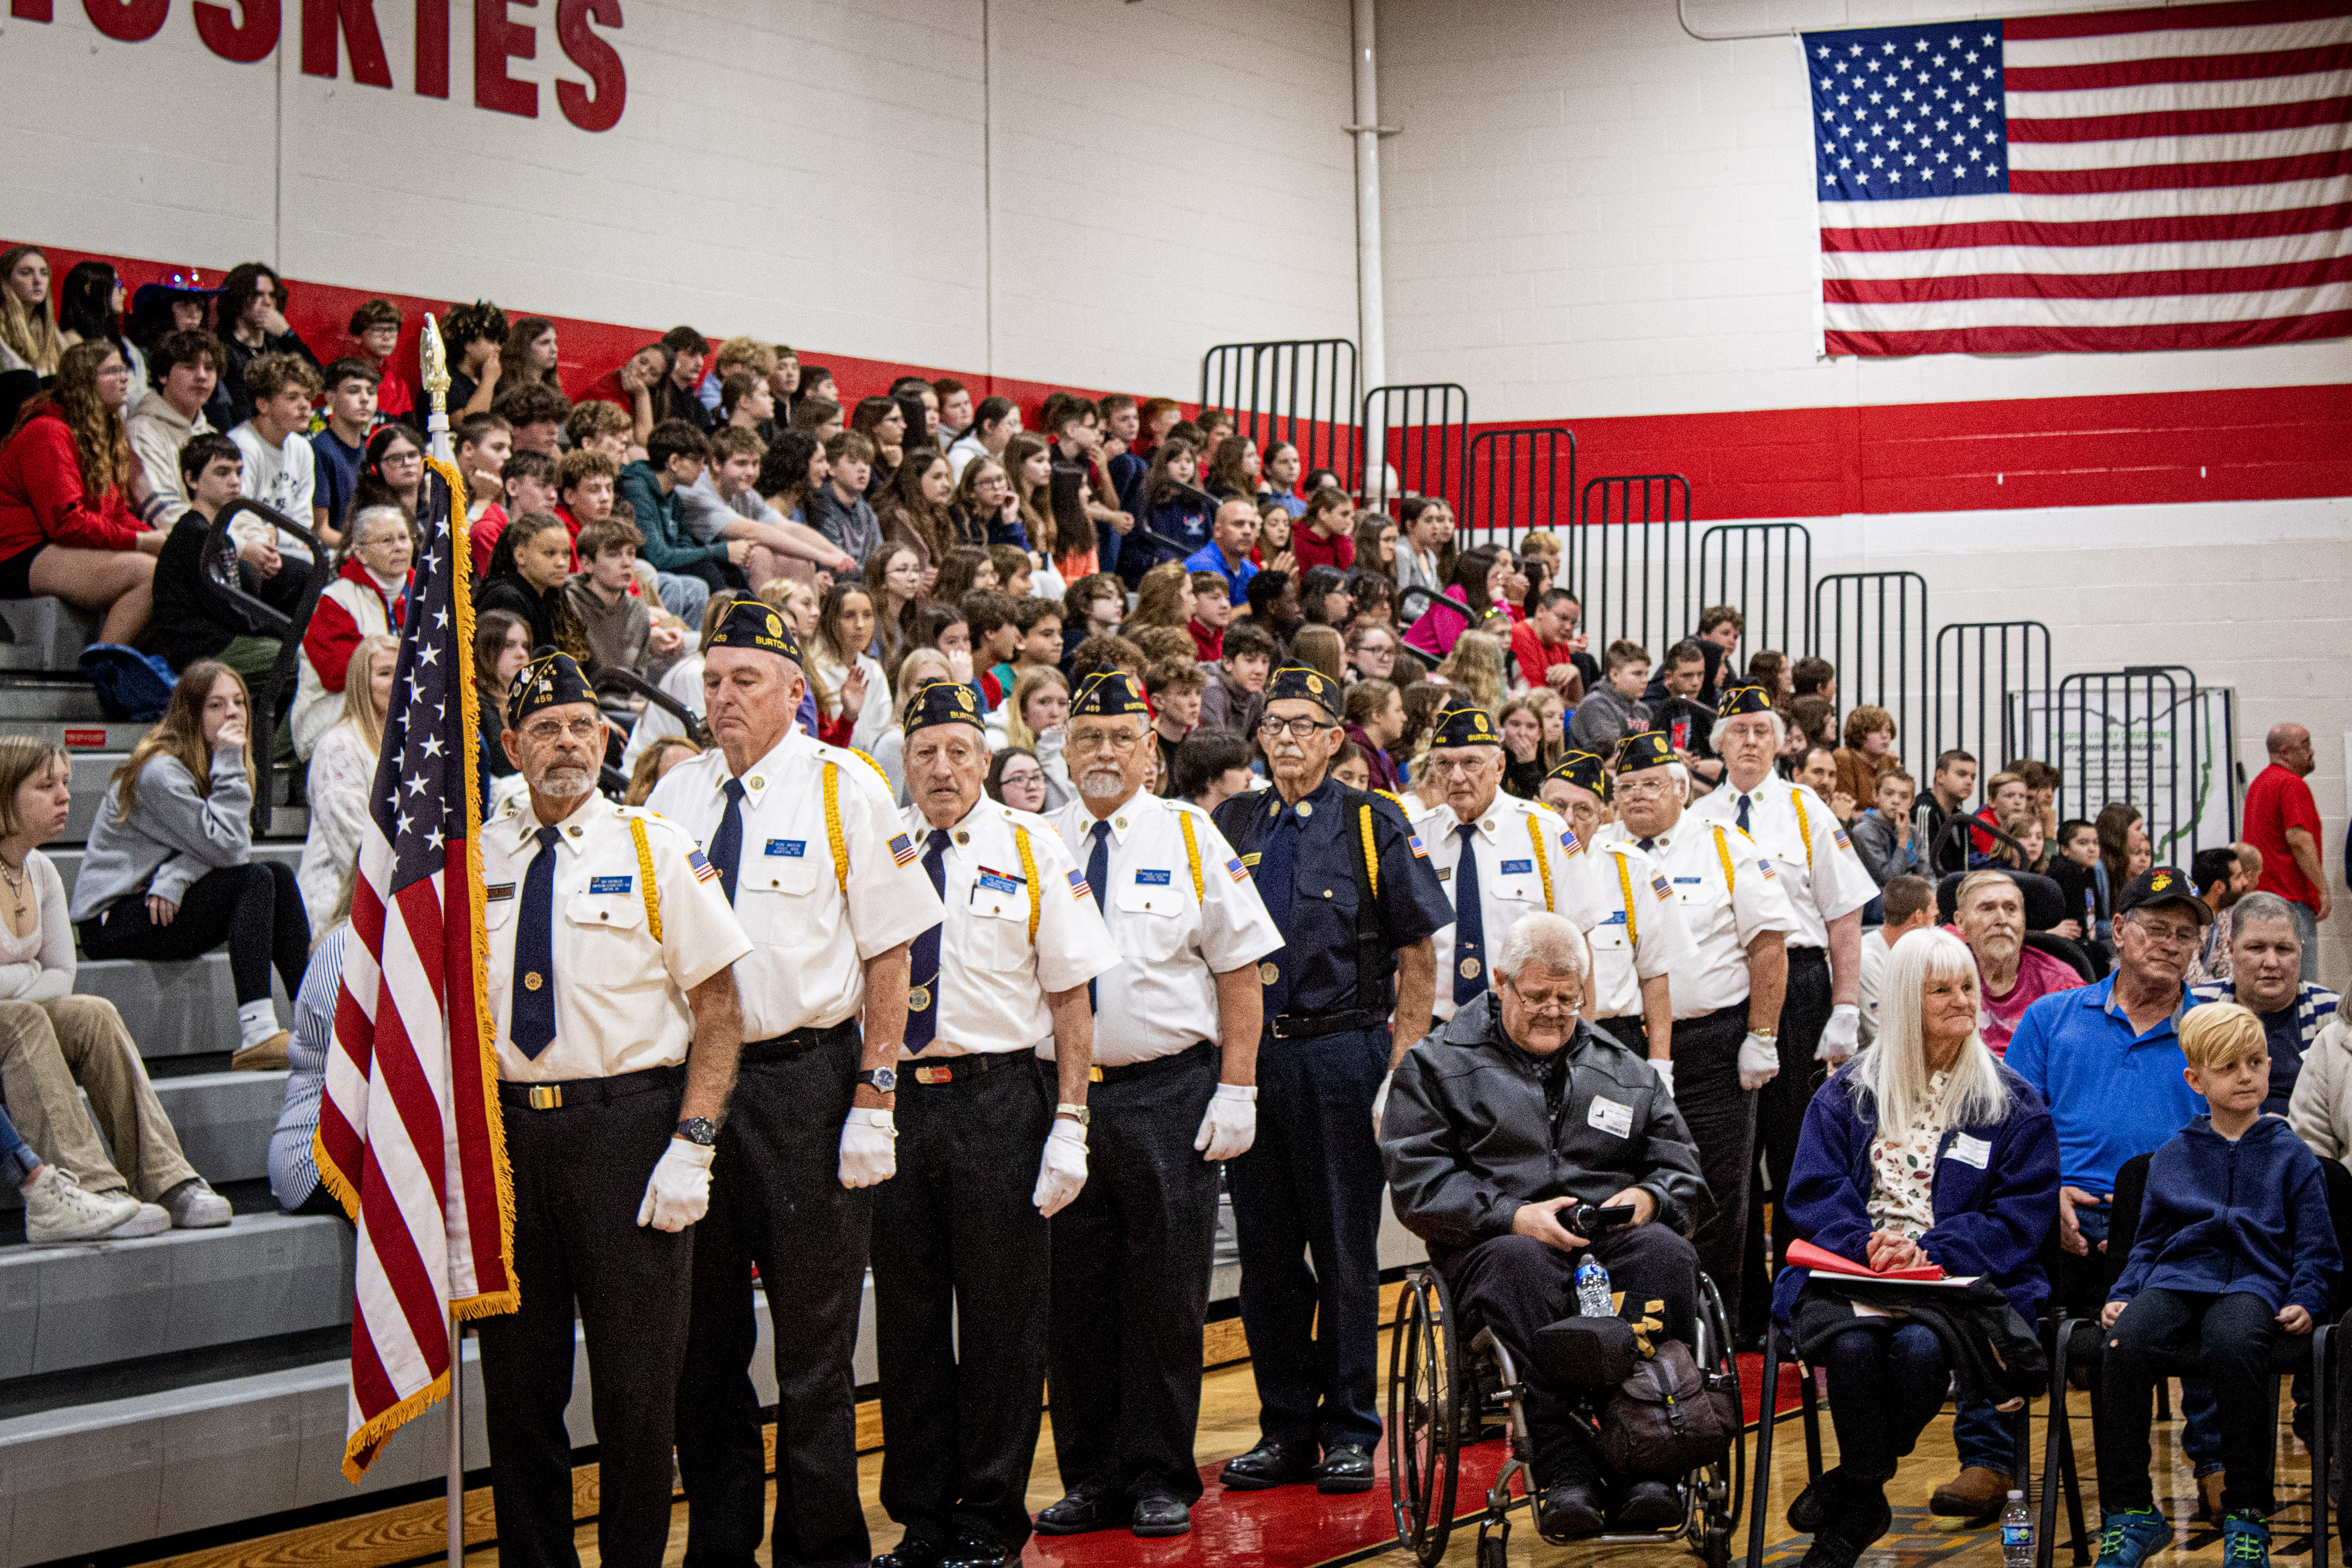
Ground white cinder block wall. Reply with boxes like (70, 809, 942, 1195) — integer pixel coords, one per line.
(0, 0, 1359, 399)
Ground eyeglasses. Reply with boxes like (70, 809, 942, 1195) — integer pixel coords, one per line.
(1614, 777, 1673, 798)
(1067, 729, 1144, 754)
(1259, 717, 1338, 740)
(1427, 757, 1491, 778)
(520, 716, 604, 743)
(997, 770, 1044, 788)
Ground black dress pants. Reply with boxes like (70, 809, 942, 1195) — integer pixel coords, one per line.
(872, 1055, 1053, 1553)
(1602, 1004, 1754, 1327)
(478, 1074, 693, 1568)
(676, 1027, 872, 1568)
(1746, 946, 1830, 1325)
(1047, 1044, 1222, 1503)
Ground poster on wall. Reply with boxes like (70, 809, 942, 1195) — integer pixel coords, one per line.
(2015, 681, 2239, 858)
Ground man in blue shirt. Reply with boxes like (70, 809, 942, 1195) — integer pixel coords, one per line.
(2005, 864, 2225, 1504)
(1184, 498, 1260, 606)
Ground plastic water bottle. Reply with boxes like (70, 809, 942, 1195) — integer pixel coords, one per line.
(2001, 1490, 2033, 1568)
(1574, 1256, 1613, 1317)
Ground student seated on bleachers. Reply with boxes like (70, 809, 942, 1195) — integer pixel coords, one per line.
(291, 504, 411, 761)
(2093, 1001, 2343, 1568)
(0, 736, 231, 1233)
(270, 879, 348, 1217)
(69, 661, 311, 1072)
(562, 516, 684, 682)
(2, 1095, 161, 1242)
(476, 510, 590, 666)
(0, 339, 166, 645)
(149, 433, 308, 684)
(295, 633, 397, 923)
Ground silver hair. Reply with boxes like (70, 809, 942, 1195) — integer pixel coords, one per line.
(1845, 927, 2009, 1136)
(1708, 709, 1787, 755)
(1667, 761, 1691, 802)
(1493, 911, 1589, 982)
(2232, 891, 2302, 940)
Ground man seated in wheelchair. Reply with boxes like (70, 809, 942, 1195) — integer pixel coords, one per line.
(2091, 1001, 2342, 1568)
(1773, 928, 2058, 1568)
(1381, 910, 1715, 1539)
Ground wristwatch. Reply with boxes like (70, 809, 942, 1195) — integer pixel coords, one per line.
(856, 1067, 899, 1094)
(1055, 1102, 1090, 1127)
(674, 1117, 719, 1147)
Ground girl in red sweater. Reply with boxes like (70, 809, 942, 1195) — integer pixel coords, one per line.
(0, 341, 165, 644)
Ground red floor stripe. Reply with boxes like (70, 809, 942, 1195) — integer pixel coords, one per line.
(1026, 1354, 1808, 1567)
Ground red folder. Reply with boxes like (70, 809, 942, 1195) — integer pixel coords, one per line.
(1786, 1236, 1947, 1282)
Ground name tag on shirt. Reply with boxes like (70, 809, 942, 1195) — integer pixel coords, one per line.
(977, 870, 1022, 895)
(485, 882, 516, 902)
(766, 839, 806, 858)
(1588, 1096, 1634, 1138)
(1946, 1133, 1992, 1169)
(588, 875, 632, 895)
(1500, 859, 1534, 875)
(1136, 869, 1172, 886)
(1673, 876, 1703, 885)
(1600, 910, 1627, 926)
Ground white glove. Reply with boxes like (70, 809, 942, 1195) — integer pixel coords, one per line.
(1819, 1003, 1861, 1061)
(838, 1107, 897, 1188)
(1738, 1031, 1781, 1092)
(637, 1137, 715, 1231)
(1650, 1057, 1676, 1098)
(1371, 1070, 1393, 1136)
(1034, 1118, 1088, 1216)
(1194, 1082, 1258, 1162)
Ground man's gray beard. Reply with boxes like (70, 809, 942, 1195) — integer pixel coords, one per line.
(1079, 768, 1126, 801)
(536, 764, 595, 802)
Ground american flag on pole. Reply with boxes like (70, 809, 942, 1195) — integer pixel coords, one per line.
(314, 455, 515, 1482)
(1807, 0, 2352, 355)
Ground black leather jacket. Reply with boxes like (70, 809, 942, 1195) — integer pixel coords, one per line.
(1381, 994, 1714, 1258)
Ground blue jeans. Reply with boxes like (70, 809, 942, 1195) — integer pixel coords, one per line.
(0, 1104, 35, 1188)
(1824, 1322, 1952, 1484)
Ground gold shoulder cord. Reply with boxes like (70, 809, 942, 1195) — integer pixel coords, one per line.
(823, 762, 848, 894)
(1014, 825, 1041, 941)
(1177, 810, 1205, 901)
(1358, 805, 1379, 899)
(1614, 850, 1638, 945)
(1524, 815, 1554, 913)
(1711, 824, 1736, 897)
(628, 817, 663, 942)
(1789, 788, 1815, 871)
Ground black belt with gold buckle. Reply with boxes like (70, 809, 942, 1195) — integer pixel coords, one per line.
(498, 1064, 682, 1111)
(902, 1050, 1033, 1086)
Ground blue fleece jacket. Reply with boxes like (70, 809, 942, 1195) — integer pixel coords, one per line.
(2111, 1114, 2341, 1316)
(1771, 1060, 2060, 1327)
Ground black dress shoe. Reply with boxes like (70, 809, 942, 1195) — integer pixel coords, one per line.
(1132, 1492, 1193, 1537)
(1221, 1440, 1318, 1490)
(1614, 1478, 1685, 1531)
(938, 1535, 1014, 1568)
(872, 1539, 945, 1568)
(1035, 1486, 1122, 1535)
(1316, 1442, 1376, 1494)
(1539, 1479, 1608, 1539)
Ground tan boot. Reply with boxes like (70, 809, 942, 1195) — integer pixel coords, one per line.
(2196, 1471, 2226, 1522)
(1929, 1466, 2014, 1522)
(232, 1029, 290, 1071)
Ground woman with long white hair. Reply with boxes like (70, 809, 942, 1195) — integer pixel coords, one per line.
(1769, 928, 2059, 1568)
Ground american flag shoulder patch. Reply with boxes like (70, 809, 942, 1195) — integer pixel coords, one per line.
(888, 833, 918, 866)
(1067, 869, 1091, 901)
(688, 848, 720, 883)
(1560, 826, 1583, 856)
(1226, 856, 1248, 883)
(1408, 834, 1428, 858)
(1651, 874, 1673, 901)
(1832, 826, 1852, 850)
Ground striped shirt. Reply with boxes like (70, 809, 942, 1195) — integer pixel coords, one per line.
(269, 922, 346, 1212)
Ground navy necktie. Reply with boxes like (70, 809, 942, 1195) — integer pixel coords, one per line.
(1086, 820, 1112, 1012)
(510, 826, 562, 1059)
(1255, 803, 1302, 1019)
(1638, 835, 1656, 852)
(1453, 821, 1485, 1008)
(1735, 792, 1752, 835)
(906, 829, 952, 1051)
(708, 778, 747, 904)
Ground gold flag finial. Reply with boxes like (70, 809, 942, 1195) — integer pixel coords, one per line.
(420, 313, 451, 419)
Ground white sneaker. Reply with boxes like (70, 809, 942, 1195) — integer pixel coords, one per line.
(161, 1179, 231, 1229)
(23, 1168, 142, 1242)
(113, 1203, 172, 1237)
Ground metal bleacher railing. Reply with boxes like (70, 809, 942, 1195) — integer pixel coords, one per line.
(1361, 382, 1469, 518)
(1811, 570, 1926, 769)
(1198, 338, 1359, 486)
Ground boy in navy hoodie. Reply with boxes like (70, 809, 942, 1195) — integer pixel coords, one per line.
(2093, 1002, 2342, 1568)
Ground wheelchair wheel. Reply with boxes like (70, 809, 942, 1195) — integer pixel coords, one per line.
(1387, 1267, 1462, 1568)
(1694, 1271, 1745, 1536)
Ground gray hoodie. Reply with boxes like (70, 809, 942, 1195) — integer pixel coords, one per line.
(69, 750, 254, 921)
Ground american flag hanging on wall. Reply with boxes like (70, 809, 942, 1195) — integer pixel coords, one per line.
(1806, 0, 2352, 355)
(314, 455, 515, 1481)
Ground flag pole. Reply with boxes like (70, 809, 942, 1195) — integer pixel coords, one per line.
(448, 1312, 465, 1567)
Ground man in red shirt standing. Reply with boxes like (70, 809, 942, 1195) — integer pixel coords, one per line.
(2244, 723, 2331, 981)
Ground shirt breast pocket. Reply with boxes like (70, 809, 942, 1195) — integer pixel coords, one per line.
(565, 888, 649, 948)
(1589, 915, 1632, 953)
(1493, 879, 1547, 917)
(965, 884, 1034, 972)
(740, 854, 821, 931)
(1113, 882, 1189, 962)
